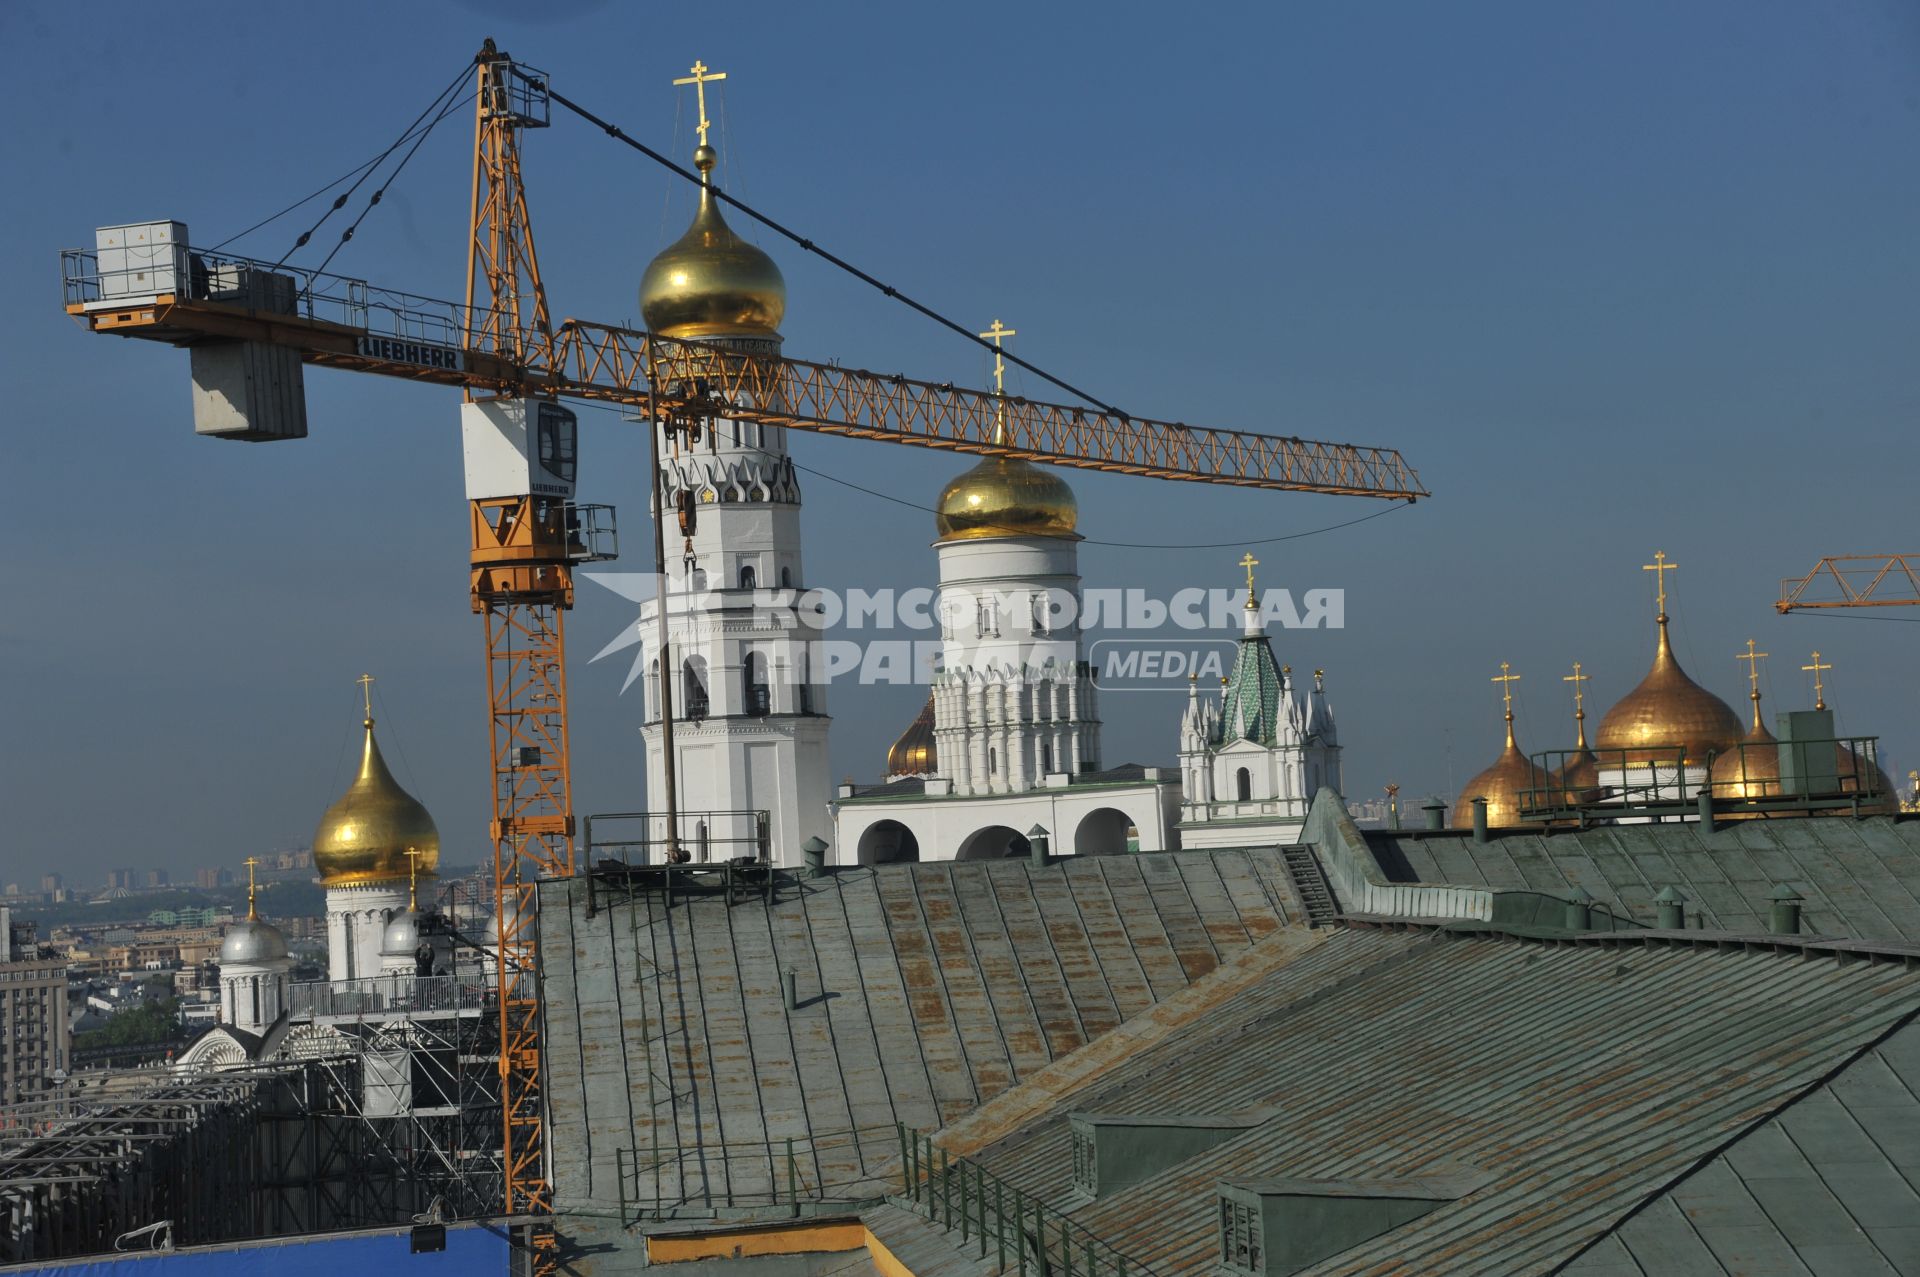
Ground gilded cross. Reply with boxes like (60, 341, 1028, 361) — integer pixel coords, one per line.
(673, 60, 728, 151)
(978, 319, 1017, 395)
(404, 846, 422, 912)
(1736, 640, 1768, 695)
(1642, 550, 1678, 616)
(1492, 662, 1521, 719)
(243, 856, 260, 920)
(1562, 662, 1590, 713)
(1563, 661, 1590, 746)
(1239, 552, 1260, 607)
(357, 672, 375, 718)
(1802, 650, 1832, 711)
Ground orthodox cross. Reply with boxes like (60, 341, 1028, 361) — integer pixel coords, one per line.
(1239, 552, 1259, 607)
(673, 60, 728, 152)
(1802, 650, 1832, 711)
(404, 846, 423, 912)
(978, 318, 1016, 443)
(1643, 550, 1678, 617)
(1492, 662, 1521, 725)
(357, 672, 375, 719)
(1563, 661, 1590, 745)
(1738, 640, 1769, 729)
(243, 856, 261, 920)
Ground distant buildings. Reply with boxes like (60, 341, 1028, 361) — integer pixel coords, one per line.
(0, 908, 70, 1103)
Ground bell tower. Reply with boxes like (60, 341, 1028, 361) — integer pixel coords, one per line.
(635, 62, 832, 866)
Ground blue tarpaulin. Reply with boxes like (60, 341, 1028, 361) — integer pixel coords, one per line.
(8, 1223, 514, 1275)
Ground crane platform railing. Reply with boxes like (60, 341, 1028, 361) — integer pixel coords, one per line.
(60, 243, 1429, 500)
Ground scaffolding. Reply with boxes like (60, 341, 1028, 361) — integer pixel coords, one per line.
(0, 880, 511, 1263)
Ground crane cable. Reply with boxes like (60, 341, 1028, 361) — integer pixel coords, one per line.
(533, 74, 1135, 423)
(272, 61, 472, 271)
(307, 82, 467, 283)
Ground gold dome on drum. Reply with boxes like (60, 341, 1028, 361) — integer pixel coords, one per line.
(639, 173, 786, 340)
(886, 694, 937, 779)
(935, 457, 1078, 542)
(1453, 714, 1548, 830)
(1594, 618, 1742, 766)
(313, 718, 441, 887)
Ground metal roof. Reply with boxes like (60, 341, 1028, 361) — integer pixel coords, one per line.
(1364, 816, 1920, 942)
(1562, 1018, 1920, 1276)
(539, 849, 1301, 1218)
(955, 925, 1920, 1276)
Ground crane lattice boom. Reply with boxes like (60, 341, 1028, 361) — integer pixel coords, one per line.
(1777, 555, 1920, 613)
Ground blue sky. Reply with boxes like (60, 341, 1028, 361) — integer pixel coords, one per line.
(2, 0, 1916, 882)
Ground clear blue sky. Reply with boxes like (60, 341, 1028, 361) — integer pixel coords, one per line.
(2, 0, 1915, 883)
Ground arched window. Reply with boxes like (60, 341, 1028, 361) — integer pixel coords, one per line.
(1041, 742, 1053, 773)
(682, 657, 710, 720)
(689, 566, 708, 593)
(648, 658, 660, 721)
(990, 746, 999, 775)
(1031, 593, 1051, 635)
(739, 563, 757, 590)
(744, 650, 771, 716)
(1235, 768, 1252, 802)
(798, 647, 814, 714)
(781, 565, 792, 589)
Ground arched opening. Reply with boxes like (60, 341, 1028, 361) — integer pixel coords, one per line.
(739, 563, 757, 590)
(1235, 767, 1252, 802)
(857, 820, 921, 865)
(1073, 807, 1136, 856)
(743, 650, 771, 716)
(647, 658, 660, 722)
(989, 746, 998, 776)
(682, 656, 710, 720)
(798, 647, 813, 714)
(957, 825, 1031, 860)
(781, 565, 792, 589)
(694, 820, 710, 862)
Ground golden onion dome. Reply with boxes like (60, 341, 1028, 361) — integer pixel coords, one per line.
(1552, 746, 1602, 806)
(886, 694, 937, 779)
(1452, 715, 1548, 829)
(1594, 618, 1743, 766)
(1712, 685, 1779, 812)
(935, 457, 1078, 542)
(639, 157, 785, 341)
(313, 718, 440, 887)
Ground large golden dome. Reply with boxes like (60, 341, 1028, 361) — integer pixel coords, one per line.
(1453, 717, 1548, 829)
(1594, 619, 1742, 766)
(935, 457, 1078, 542)
(639, 172, 785, 341)
(886, 694, 937, 778)
(314, 718, 440, 887)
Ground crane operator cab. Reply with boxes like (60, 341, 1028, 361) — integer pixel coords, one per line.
(462, 397, 578, 502)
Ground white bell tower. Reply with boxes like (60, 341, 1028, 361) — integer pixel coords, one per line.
(635, 65, 832, 867)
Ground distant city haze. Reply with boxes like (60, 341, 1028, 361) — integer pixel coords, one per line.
(2, 0, 1915, 881)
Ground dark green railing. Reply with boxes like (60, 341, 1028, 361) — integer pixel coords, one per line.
(895, 1125, 1158, 1277)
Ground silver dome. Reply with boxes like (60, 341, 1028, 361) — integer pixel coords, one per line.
(381, 909, 428, 956)
(220, 919, 289, 965)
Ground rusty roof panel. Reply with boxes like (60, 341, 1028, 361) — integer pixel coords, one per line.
(540, 849, 1293, 1217)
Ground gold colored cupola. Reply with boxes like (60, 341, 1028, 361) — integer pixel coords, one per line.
(1593, 553, 1741, 765)
(638, 60, 786, 341)
(314, 681, 441, 887)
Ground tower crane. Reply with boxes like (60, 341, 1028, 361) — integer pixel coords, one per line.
(58, 43, 1428, 1255)
(1776, 555, 1920, 613)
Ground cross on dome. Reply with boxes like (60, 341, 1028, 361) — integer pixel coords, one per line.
(1643, 550, 1678, 619)
(673, 59, 728, 156)
(1802, 650, 1832, 710)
